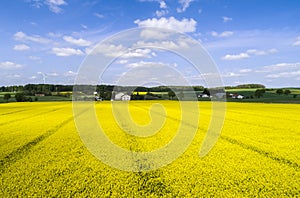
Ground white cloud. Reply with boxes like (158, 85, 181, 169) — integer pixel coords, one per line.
(122, 49, 153, 58)
(134, 17, 197, 33)
(52, 47, 84, 56)
(140, 29, 171, 39)
(126, 61, 175, 69)
(6, 74, 21, 78)
(222, 16, 232, 23)
(160, 1, 167, 8)
(292, 36, 300, 46)
(63, 36, 92, 46)
(133, 36, 198, 50)
(81, 24, 88, 29)
(266, 70, 300, 78)
(29, 76, 37, 79)
(138, 0, 167, 8)
(222, 48, 278, 61)
(293, 40, 300, 46)
(86, 44, 154, 59)
(45, 0, 67, 13)
(239, 69, 252, 73)
(134, 40, 178, 50)
(177, 0, 194, 13)
(28, 0, 67, 13)
(155, 10, 168, 17)
(211, 31, 234, 38)
(221, 72, 243, 77)
(118, 60, 128, 64)
(28, 0, 43, 8)
(133, 40, 175, 50)
(13, 44, 30, 51)
(48, 72, 59, 76)
(222, 53, 250, 60)
(64, 70, 77, 76)
(94, 12, 104, 18)
(14, 31, 50, 43)
(269, 48, 278, 53)
(47, 32, 62, 37)
(0, 61, 23, 69)
(86, 44, 127, 57)
(261, 62, 300, 71)
(247, 48, 277, 56)
(29, 56, 41, 60)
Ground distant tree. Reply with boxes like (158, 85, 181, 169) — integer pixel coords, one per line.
(178, 91, 184, 100)
(202, 88, 210, 96)
(168, 90, 175, 100)
(236, 84, 265, 89)
(15, 93, 27, 102)
(4, 93, 11, 102)
(0, 86, 5, 92)
(293, 94, 297, 98)
(284, 89, 291, 95)
(276, 89, 283, 95)
(193, 86, 204, 91)
(254, 89, 264, 98)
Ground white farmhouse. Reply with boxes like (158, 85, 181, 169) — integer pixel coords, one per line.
(121, 94, 131, 101)
(114, 92, 131, 101)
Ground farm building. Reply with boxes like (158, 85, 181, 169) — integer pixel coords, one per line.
(230, 93, 244, 99)
(198, 94, 210, 98)
(114, 92, 131, 101)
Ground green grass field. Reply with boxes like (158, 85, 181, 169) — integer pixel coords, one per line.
(226, 88, 300, 103)
(0, 101, 299, 196)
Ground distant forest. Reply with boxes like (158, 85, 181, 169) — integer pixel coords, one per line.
(0, 83, 265, 94)
(0, 84, 207, 95)
(0, 83, 267, 101)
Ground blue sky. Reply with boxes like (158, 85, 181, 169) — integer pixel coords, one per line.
(1, 0, 300, 87)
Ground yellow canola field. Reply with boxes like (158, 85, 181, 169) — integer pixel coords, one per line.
(0, 101, 299, 197)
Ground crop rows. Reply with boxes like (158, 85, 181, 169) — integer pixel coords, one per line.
(0, 101, 299, 196)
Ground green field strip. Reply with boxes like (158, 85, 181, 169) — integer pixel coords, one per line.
(0, 115, 75, 171)
(221, 135, 300, 170)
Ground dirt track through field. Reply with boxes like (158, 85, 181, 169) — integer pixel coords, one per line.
(131, 103, 300, 170)
(0, 109, 87, 172)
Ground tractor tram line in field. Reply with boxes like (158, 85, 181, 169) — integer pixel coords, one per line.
(130, 102, 300, 171)
(0, 116, 75, 172)
(220, 136, 300, 170)
(226, 109, 300, 123)
(0, 108, 63, 127)
(108, 107, 174, 196)
(131, 104, 208, 132)
(0, 101, 299, 196)
(0, 108, 88, 172)
(0, 109, 31, 116)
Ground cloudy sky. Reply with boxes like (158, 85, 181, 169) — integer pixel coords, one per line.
(1, 0, 300, 87)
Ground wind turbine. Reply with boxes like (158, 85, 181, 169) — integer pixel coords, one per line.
(37, 72, 47, 84)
